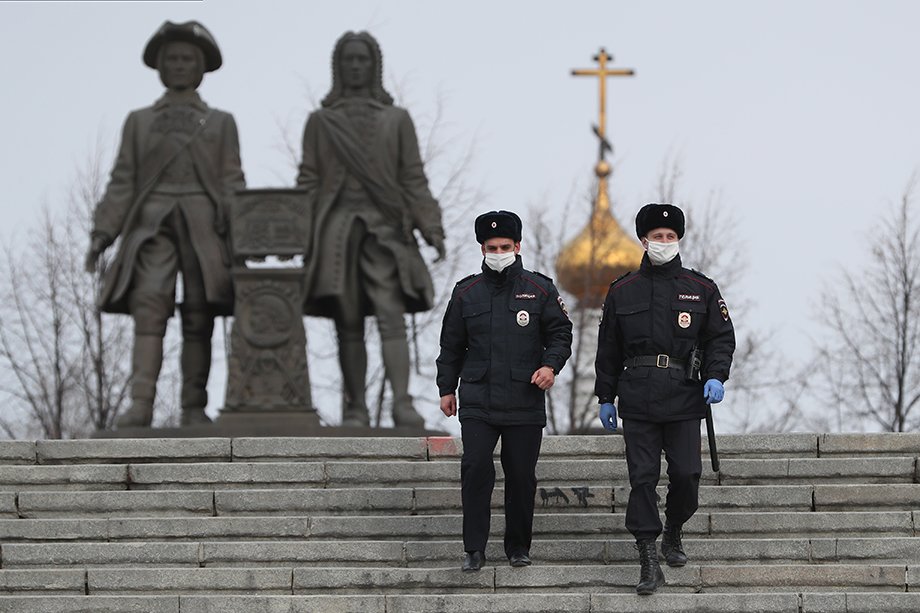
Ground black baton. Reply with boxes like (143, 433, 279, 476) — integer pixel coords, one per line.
(705, 405, 719, 472)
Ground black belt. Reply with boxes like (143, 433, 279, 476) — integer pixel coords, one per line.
(624, 355, 688, 370)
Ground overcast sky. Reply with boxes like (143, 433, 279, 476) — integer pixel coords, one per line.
(2, 1, 918, 433)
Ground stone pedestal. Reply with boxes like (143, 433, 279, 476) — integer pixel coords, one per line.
(218, 267, 317, 427)
(216, 188, 318, 430)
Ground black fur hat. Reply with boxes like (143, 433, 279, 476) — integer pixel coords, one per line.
(475, 210, 522, 244)
(635, 203, 685, 239)
(143, 21, 222, 72)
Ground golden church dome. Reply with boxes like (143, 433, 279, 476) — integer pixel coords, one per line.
(555, 161, 644, 308)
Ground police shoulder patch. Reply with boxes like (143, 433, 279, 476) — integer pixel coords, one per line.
(455, 272, 478, 286)
(689, 268, 714, 282)
(557, 295, 569, 319)
(718, 298, 730, 321)
(530, 269, 554, 283)
(608, 271, 636, 293)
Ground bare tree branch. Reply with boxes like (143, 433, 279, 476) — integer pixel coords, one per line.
(812, 174, 920, 432)
(0, 137, 135, 439)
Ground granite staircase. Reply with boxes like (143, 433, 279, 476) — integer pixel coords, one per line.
(0, 432, 917, 612)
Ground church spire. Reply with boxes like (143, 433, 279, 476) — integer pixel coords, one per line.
(571, 48, 634, 161)
(556, 49, 643, 308)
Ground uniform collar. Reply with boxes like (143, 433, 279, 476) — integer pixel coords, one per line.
(153, 90, 209, 112)
(639, 252, 682, 277)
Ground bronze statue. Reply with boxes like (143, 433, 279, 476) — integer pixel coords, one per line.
(296, 31, 445, 427)
(85, 21, 245, 428)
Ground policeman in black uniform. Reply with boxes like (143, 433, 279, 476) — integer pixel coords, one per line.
(595, 203, 735, 594)
(437, 210, 573, 572)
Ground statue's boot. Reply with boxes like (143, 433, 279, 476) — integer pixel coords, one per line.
(180, 337, 213, 426)
(180, 310, 214, 427)
(339, 339, 370, 427)
(116, 334, 162, 429)
(382, 337, 425, 428)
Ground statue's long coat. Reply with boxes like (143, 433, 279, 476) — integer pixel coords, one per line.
(92, 93, 245, 315)
(295, 99, 442, 317)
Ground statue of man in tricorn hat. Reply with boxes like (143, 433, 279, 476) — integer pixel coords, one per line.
(296, 31, 446, 428)
(85, 21, 245, 428)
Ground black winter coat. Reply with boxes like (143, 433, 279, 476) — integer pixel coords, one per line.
(436, 256, 573, 426)
(595, 253, 735, 423)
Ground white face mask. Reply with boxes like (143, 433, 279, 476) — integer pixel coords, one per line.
(484, 251, 516, 272)
(645, 239, 679, 265)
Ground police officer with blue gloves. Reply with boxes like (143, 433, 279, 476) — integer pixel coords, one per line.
(437, 210, 573, 572)
(595, 203, 735, 595)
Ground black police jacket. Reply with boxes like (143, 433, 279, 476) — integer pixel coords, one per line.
(595, 253, 735, 423)
(436, 256, 573, 426)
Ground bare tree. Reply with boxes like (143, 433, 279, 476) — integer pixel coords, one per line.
(0, 140, 155, 438)
(0, 208, 81, 439)
(812, 175, 920, 432)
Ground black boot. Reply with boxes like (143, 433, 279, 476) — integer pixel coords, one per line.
(635, 539, 665, 595)
(462, 550, 484, 571)
(661, 522, 687, 567)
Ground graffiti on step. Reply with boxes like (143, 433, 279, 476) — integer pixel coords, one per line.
(539, 486, 595, 508)
(571, 486, 595, 507)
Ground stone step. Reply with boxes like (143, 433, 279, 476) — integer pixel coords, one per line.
(6, 483, 876, 518)
(2, 563, 915, 594)
(0, 456, 914, 493)
(716, 457, 918, 485)
(0, 516, 314, 542)
(1, 592, 919, 613)
(4, 433, 918, 468)
(291, 563, 916, 594)
(0, 531, 920, 569)
(0, 592, 913, 613)
(412, 537, 920, 566)
(0, 563, 915, 595)
(5, 484, 917, 522)
(5, 535, 915, 567)
(0, 510, 913, 544)
(0, 517, 920, 566)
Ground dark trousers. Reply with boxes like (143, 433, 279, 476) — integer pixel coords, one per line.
(622, 418, 702, 541)
(460, 419, 543, 558)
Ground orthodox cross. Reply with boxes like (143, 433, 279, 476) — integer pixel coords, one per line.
(572, 48, 633, 160)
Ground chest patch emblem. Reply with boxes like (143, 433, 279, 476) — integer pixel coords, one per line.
(678, 312, 692, 328)
(515, 293, 536, 300)
(679, 294, 701, 302)
(517, 310, 530, 327)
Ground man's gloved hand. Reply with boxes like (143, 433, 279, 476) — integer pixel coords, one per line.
(703, 379, 724, 404)
(599, 403, 617, 431)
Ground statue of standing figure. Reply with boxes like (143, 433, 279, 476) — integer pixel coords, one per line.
(85, 21, 245, 428)
(296, 31, 446, 428)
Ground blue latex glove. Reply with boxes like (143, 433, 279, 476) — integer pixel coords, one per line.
(704, 379, 724, 404)
(599, 403, 617, 431)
